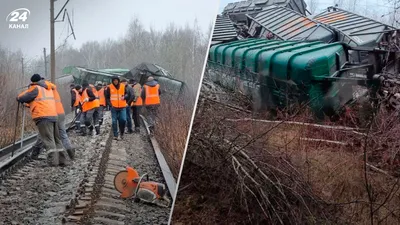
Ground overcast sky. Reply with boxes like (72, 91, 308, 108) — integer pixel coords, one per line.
(0, 0, 220, 59)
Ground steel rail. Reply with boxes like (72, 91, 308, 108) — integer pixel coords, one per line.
(0, 120, 74, 175)
(140, 114, 177, 202)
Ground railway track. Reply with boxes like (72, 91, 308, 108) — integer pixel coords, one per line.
(0, 112, 176, 225)
(0, 113, 76, 178)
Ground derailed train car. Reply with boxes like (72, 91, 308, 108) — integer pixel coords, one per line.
(313, 7, 397, 63)
(221, 2, 398, 63)
(62, 66, 123, 84)
(62, 63, 187, 102)
(212, 15, 239, 45)
(122, 62, 188, 102)
(207, 39, 383, 119)
(223, 0, 308, 24)
(246, 6, 336, 43)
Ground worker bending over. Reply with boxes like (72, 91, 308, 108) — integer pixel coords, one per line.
(30, 77, 75, 160)
(16, 74, 67, 166)
(79, 81, 101, 136)
(105, 76, 131, 140)
(142, 76, 161, 131)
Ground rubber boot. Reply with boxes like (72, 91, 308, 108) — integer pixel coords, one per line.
(58, 149, 71, 166)
(66, 148, 75, 160)
(80, 126, 87, 136)
(46, 149, 59, 166)
(95, 126, 100, 135)
(88, 125, 94, 136)
(31, 147, 41, 160)
(119, 124, 125, 139)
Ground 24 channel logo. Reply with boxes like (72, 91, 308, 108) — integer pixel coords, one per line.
(6, 8, 30, 29)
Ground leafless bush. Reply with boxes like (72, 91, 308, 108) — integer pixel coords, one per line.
(171, 90, 340, 224)
(0, 45, 36, 148)
(152, 97, 192, 179)
(172, 78, 400, 224)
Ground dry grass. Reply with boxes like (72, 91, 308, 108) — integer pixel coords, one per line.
(0, 46, 73, 149)
(172, 96, 339, 224)
(0, 47, 35, 148)
(171, 80, 400, 225)
(153, 97, 192, 179)
(227, 105, 400, 224)
(232, 118, 400, 224)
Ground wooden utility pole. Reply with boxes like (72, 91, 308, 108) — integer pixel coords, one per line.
(21, 57, 24, 77)
(50, 0, 55, 83)
(44, 48, 48, 79)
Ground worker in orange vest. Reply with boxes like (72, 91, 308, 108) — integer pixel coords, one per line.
(105, 76, 132, 140)
(79, 81, 101, 136)
(129, 78, 143, 133)
(16, 74, 66, 166)
(141, 76, 161, 131)
(43, 77, 74, 157)
(29, 77, 75, 161)
(95, 82, 106, 126)
(71, 83, 82, 130)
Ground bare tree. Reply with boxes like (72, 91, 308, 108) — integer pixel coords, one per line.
(333, 0, 344, 8)
(307, 0, 318, 14)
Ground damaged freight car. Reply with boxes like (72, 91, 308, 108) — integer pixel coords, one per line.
(207, 39, 386, 119)
(62, 63, 187, 102)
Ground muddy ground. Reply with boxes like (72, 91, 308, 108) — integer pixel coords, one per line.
(0, 114, 111, 224)
(121, 126, 171, 225)
(0, 112, 171, 225)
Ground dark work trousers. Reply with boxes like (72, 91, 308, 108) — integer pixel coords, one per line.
(98, 105, 105, 125)
(73, 106, 81, 130)
(126, 106, 133, 132)
(36, 120, 63, 151)
(80, 107, 100, 135)
(32, 114, 73, 155)
(57, 114, 73, 149)
(146, 105, 159, 127)
(131, 106, 141, 128)
(111, 107, 126, 137)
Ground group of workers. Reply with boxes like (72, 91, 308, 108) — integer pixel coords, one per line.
(16, 72, 161, 167)
(70, 73, 161, 140)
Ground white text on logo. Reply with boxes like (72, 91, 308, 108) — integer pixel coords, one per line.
(6, 8, 30, 29)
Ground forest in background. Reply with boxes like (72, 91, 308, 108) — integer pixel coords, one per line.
(0, 17, 213, 173)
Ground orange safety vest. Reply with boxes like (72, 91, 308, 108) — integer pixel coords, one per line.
(97, 87, 106, 106)
(72, 89, 81, 107)
(90, 84, 101, 107)
(89, 84, 99, 97)
(18, 85, 57, 119)
(82, 86, 100, 112)
(144, 84, 160, 105)
(109, 83, 126, 108)
(131, 85, 143, 106)
(45, 81, 65, 115)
